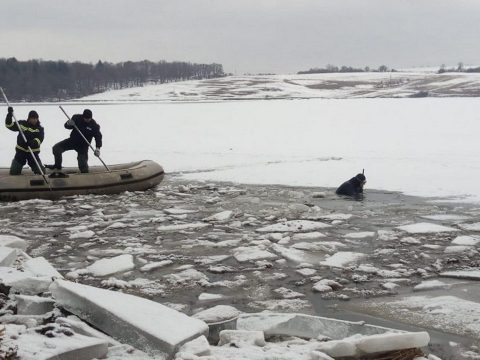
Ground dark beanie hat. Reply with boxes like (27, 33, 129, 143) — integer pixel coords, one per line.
(356, 173, 366, 182)
(83, 109, 93, 118)
(28, 110, 39, 119)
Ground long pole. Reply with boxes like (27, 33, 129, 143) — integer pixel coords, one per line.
(0, 87, 51, 188)
(59, 106, 110, 172)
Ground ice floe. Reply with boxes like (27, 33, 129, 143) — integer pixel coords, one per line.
(50, 279, 209, 357)
(85, 254, 135, 277)
(344, 231, 375, 239)
(397, 222, 458, 234)
(0, 234, 27, 250)
(256, 220, 331, 233)
(233, 246, 277, 262)
(451, 235, 480, 246)
(320, 252, 367, 268)
(156, 222, 211, 231)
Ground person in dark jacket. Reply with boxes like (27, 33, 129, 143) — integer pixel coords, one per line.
(336, 173, 366, 197)
(49, 109, 102, 173)
(5, 107, 45, 175)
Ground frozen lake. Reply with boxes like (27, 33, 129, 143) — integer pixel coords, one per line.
(3, 89, 480, 358)
(2, 97, 480, 201)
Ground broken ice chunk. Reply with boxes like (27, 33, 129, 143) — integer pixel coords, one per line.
(85, 254, 134, 277)
(396, 222, 458, 234)
(50, 280, 208, 357)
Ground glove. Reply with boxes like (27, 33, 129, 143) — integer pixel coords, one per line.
(66, 118, 75, 126)
(7, 107, 13, 115)
(94, 148, 101, 157)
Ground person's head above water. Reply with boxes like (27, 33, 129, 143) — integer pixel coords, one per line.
(355, 173, 366, 185)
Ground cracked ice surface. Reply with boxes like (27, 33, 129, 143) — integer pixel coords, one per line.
(3, 177, 480, 358)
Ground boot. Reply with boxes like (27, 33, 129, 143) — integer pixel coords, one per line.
(9, 159, 23, 175)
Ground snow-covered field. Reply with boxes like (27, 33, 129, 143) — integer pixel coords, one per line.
(78, 72, 480, 101)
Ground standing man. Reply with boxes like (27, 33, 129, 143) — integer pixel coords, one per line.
(5, 107, 45, 175)
(49, 109, 102, 173)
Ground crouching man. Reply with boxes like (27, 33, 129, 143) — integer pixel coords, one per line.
(49, 109, 102, 173)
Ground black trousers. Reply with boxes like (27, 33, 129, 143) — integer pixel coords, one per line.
(53, 138, 89, 173)
(10, 149, 44, 175)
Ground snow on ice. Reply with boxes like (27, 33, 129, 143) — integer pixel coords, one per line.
(0, 234, 27, 250)
(320, 251, 367, 268)
(256, 220, 331, 233)
(396, 222, 458, 234)
(85, 254, 135, 277)
(50, 279, 209, 357)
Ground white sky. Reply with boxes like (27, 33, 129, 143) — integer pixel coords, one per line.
(1, 0, 479, 74)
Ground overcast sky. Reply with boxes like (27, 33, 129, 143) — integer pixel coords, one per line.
(1, 0, 479, 74)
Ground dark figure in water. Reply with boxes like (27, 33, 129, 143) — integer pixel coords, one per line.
(336, 173, 366, 197)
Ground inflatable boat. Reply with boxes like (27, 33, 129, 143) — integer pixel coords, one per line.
(0, 160, 164, 201)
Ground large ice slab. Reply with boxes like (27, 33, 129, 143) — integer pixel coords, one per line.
(15, 294, 55, 315)
(355, 331, 429, 353)
(421, 214, 470, 221)
(0, 246, 17, 267)
(256, 220, 331, 233)
(156, 223, 210, 232)
(203, 210, 233, 222)
(459, 222, 480, 231)
(362, 295, 480, 339)
(316, 331, 430, 358)
(24, 257, 63, 279)
(10, 324, 109, 360)
(85, 254, 134, 276)
(56, 316, 120, 346)
(218, 330, 266, 347)
(344, 231, 375, 239)
(50, 279, 208, 358)
(451, 235, 480, 246)
(177, 335, 211, 357)
(237, 313, 401, 340)
(291, 232, 326, 241)
(0, 234, 27, 250)
(0, 267, 52, 295)
(233, 246, 277, 262)
(193, 305, 241, 324)
(193, 305, 240, 344)
(320, 252, 366, 268)
(440, 269, 480, 280)
(396, 222, 458, 234)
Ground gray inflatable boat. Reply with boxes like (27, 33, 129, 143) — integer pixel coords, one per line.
(0, 160, 164, 201)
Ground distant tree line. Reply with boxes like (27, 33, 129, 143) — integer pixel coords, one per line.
(298, 64, 395, 74)
(0, 58, 225, 101)
(438, 62, 480, 73)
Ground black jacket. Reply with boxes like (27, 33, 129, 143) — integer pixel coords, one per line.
(336, 176, 364, 197)
(66, 114, 102, 149)
(5, 113, 44, 152)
